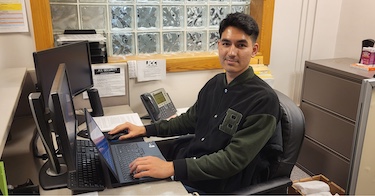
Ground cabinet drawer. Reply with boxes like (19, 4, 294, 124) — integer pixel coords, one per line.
(302, 68, 361, 121)
(297, 138, 349, 189)
(301, 102, 355, 158)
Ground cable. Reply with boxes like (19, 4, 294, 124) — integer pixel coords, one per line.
(31, 128, 49, 160)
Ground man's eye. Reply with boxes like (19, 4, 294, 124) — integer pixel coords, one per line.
(237, 44, 247, 48)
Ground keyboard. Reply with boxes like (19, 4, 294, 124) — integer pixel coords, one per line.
(114, 143, 144, 181)
(67, 140, 106, 191)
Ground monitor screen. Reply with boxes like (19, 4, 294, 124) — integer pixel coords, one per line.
(33, 41, 93, 109)
(48, 63, 77, 172)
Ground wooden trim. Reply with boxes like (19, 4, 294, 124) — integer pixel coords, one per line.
(30, 0, 54, 51)
(260, 0, 275, 65)
(251, 0, 274, 65)
(30, 0, 273, 71)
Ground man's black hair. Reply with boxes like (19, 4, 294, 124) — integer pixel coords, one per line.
(219, 12, 259, 43)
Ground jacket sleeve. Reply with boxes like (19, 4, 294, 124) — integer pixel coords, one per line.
(145, 102, 198, 137)
(173, 114, 278, 181)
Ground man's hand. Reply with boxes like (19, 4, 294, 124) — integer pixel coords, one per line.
(129, 156, 174, 179)
(108, 122, 146, 140)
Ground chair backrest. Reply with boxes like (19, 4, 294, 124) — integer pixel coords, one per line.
(270, 90, 305, 179)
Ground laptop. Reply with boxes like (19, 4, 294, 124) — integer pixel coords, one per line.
(84, 108, 167, 186)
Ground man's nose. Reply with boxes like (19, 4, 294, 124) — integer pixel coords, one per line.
(228, 45, 237, 56)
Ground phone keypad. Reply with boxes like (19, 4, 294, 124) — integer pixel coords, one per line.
(160, 102, 177, 120)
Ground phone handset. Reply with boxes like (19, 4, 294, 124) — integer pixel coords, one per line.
(140, 93, 161, 122)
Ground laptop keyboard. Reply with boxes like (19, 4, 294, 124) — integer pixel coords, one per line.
(114, 143, 144, 181)
(68, 140, 105, 191)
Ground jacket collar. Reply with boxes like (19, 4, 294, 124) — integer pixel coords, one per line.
(224, 66, 255, 87)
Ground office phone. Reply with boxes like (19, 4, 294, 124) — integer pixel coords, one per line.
(140, 88, 177, 122)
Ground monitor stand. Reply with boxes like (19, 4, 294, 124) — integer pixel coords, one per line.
(39, 158, 68, 190)
(28, 93, 69, 190)
(76, 114, 89, 139)
(77, 129, 89, 139)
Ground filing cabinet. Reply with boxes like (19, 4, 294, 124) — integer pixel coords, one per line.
(297, 58, 375, 190)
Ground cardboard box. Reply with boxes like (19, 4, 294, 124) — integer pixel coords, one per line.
(288, 174, 345, 195)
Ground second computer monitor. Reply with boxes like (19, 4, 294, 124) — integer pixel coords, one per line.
(48, 63, 77, 172)
(33, 41, 93, 110)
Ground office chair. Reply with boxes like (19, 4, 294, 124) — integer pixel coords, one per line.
(233, 90, 306, 195)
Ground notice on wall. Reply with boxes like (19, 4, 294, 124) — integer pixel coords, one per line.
(136, 59, 166, 82)
(83, 64, 126, 99)
(0, 0, 29, 33)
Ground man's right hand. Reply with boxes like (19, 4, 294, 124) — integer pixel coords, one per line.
(109, 122, 147, 140)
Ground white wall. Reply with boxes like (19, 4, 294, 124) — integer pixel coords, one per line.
(335, 0, 375, 59)
(269, 0, 342, 102)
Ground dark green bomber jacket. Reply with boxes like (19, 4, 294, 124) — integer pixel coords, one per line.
(145, 67, 281, 193)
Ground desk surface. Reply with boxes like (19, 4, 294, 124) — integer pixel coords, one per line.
(0, 67, 27, 155)
(43, 105, 189, 195)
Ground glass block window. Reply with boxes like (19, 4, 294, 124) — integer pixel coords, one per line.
(50, 0, 251, 56)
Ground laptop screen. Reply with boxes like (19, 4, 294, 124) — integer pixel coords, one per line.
(85, 109, 117, 175)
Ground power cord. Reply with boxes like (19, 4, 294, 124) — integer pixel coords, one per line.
(32, 128, 62, 160)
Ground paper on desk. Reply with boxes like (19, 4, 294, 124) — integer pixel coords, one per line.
(176, 107, 189, 115)
(93, 113, 143, 132)
(136, 59, 166, 82)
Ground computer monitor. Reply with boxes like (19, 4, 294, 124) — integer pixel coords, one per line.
(48, 63, 77, 172)
(29, 92, 68, 190)
(33, 41, 93, 109)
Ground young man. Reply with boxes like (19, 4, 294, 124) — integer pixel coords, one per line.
(109, 12, 281, 193)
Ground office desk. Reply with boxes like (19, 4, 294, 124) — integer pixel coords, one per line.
(41, 105, 189, 195)
(0, 67, 27, 156)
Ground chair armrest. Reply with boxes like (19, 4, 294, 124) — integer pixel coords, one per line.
(232, 177, 292, 195)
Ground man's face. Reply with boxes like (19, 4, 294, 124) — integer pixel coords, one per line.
(218, 26, 258, 79)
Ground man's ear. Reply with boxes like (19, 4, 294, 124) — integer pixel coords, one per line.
(252, 43, 259, 57)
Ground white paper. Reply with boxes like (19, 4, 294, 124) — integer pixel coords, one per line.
(176, 107, 189, 116)
(56, 34, 106, 42)
(84, 64, 126, 99)
(93, 113, 143, 132)
(0, 0, 29, 33)
(136, 59, 166, 82)
(127, 60, 137, 78)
